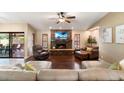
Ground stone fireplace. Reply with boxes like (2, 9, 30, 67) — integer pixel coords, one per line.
(55, 39, 66, 49)
(51, 29, 72, 49)
(55, 44, 66, 49)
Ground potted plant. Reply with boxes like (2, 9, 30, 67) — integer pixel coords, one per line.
(86, 35, 97, 46)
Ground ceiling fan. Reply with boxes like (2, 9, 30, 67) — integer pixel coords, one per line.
(49, 12, 76, 24)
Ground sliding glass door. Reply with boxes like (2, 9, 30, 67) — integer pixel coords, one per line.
(11, 33, 24, 58)
(0, 33, 9, 57)
(0, 32, 24, 58)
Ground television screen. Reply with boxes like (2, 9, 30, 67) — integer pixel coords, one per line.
(55, 32, 68, 39)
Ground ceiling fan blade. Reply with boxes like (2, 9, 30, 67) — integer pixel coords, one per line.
(48, 17, 58, 20)
(66, 16, 76, 19)
(65, 20, 71, 23)
(56, 21, 60, 24)
(60, 12, 65, 17)
(57, 12, 61, 18)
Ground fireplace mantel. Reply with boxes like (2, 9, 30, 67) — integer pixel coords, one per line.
(49, 49, 74, 55)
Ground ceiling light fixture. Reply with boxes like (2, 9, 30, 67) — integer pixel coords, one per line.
(58, 18, 65, 23)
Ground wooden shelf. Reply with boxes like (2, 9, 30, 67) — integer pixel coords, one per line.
(74, 34, 80, 49)
(42, 34, 48, 49)
(51, 29, 72, 49)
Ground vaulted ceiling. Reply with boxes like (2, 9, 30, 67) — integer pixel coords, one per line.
(0, 12, 108, 31)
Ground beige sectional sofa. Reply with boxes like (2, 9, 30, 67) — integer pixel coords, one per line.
(0, 60, 124, 81)
(36, 68, 124, 81)
(0, 68, 124, 81)
(78, 68, 124, 81)
(37, 69, 78, 81)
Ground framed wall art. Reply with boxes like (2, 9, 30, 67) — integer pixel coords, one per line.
(102, 27, 112, 43)
(115, 25, 124, 43)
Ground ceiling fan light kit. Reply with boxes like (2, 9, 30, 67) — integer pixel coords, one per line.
(58, 18, 65, 22)
(49, 12, 76, 24)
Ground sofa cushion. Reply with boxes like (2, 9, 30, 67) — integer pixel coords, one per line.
(24, 63, 36, 71)
(79, 68, 120, 81)
(0, 65, 21, 70)
(108, 70, 120, 80)
(119, 59, 124, 70)
(37, 69, 78, 81)
(26, 61, 51, 71)
(109, 63, 121, 70)
(81, 60, 110, 69)
(86, 47, 93, 52)
(115, 70, 124, 80)
(0, 70, 36, 81)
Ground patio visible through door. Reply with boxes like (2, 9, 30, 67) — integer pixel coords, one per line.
(0, 32, 24, 58)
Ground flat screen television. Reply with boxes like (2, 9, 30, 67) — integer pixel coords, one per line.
(55, 31, 68, 39)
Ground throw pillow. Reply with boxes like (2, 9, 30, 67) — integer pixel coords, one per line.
(109, 63, 121, 70)
(24, 63, 36, 71)
(86, 47, 93, 52)
(119, 59, 124, 70)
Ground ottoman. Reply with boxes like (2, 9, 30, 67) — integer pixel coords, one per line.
(75, 51, 89, 60)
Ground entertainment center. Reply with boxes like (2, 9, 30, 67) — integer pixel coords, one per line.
(50, 29, 73, 55)
(51, 29, 72, 49)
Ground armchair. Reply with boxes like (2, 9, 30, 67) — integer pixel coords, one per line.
(33, 45, 49, 60)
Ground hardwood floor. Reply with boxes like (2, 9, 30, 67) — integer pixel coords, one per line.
(26, 55, 82, 69)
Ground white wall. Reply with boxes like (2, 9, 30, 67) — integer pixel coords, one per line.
(0, 23, 27, 32)
(36, 30, 51, 48)
(81, 31, 91, 46)
(81, 27, 100, 47)
(92, 13, 124, 63)
(35, 30, 42, 45)
(26, 24, 36, 58)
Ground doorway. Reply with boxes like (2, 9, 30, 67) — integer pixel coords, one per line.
(0, 32, 24, 58)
